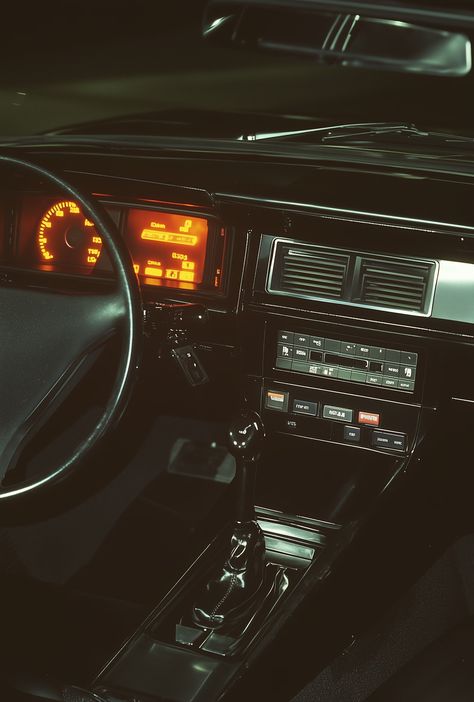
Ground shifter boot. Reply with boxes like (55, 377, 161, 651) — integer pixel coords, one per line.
(192, 520, 266, 630)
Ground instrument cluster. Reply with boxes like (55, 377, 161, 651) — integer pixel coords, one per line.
(7, 195, 227, 293)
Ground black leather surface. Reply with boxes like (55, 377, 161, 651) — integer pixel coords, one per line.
(192, 520, 266, 629)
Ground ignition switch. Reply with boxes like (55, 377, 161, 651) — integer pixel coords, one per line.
(143, 301, 209, 386)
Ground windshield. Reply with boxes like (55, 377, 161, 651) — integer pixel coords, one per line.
(2, 0, 474, 137)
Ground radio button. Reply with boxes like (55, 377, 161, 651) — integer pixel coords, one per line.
(385, 364, 401, 377)
(399, 379, 415, 391)
(310, 336, 324, 349)
(370, 346, 386, 360)
(351, 370, 367, 383)
(372, 431, 406, 451)
(337, 368, 352, 380)
(400, 365, 416, 381)
(321, 366, 338, 377)
(383, 377, 398, 388)
(385, 349, 401, 363)
(341, 342, 357, 355)
(292, 361, 310, 374)
(294, 347, 309, 361)
(277, 343, 293, 359)
(275, 357, 292, 370)
(323, 406, 354, 422)
(356, 344, 371, 357)
(278, 330, 294, 344)
(367, 374, 383, 386)
(400, 351, 418, 365)
(324, 339, 341, 353)
(294, 334, 310, 347)
(292, 399, 318, 416)
(344, 426, 361, 443)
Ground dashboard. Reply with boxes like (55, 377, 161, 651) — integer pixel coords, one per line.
(1, 144, 474, 522)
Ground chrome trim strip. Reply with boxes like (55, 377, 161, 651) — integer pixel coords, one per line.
(266, 237, 439, 318)
(432, 260, 474, 324)
(264, 537, 315, 561)
(255, 505, 341, 531)
(258, 519, 327, 546)
(249, 300, 474, 340)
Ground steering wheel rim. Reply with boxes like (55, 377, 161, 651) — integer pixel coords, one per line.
(0, 154, 143, 503)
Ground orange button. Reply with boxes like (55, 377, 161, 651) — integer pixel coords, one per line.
(358, 411, 380, 426)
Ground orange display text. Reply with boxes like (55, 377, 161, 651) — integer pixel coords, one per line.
(126, 210, 208, 285)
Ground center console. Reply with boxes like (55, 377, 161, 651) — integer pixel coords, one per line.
(261, 326, 422, 456)
(84, 206, 448, 702)
(93, 412, 336, 702)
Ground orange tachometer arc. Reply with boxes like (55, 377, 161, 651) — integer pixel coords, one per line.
(37, 200, 103, 268)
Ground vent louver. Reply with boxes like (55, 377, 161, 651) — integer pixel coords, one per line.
(270, 242, 350, 300)
(356, 257, 435, 313)
(266, 238, 437, 316)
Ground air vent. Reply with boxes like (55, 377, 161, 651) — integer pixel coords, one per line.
(268, 242, 350, 300)
(356, 257, 435, 313)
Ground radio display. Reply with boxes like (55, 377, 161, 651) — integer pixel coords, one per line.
(126, 209, 209, 285)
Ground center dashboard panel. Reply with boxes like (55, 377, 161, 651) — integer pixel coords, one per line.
(242, 217, 455, 465)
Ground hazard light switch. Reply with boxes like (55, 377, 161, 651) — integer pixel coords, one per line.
(358, 411, 380, 426)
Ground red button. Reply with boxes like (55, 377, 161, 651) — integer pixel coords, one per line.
(358, 411, 380, 426)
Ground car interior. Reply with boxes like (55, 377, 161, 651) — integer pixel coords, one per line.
(1, 1, 474, 701)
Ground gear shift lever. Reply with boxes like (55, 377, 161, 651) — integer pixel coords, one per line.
(229, 410, 264, 522)
(191, 411, 266, 630)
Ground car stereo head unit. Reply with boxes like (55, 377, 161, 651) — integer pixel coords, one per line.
(275, 330, 418, 393)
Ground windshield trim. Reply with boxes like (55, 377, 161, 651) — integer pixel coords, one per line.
(2, 133, 474, 181)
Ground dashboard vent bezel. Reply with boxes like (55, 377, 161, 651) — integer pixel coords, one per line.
(354, 256, 436, 314)
(270, 242, 351, 301)
(266, 238, 438, 317)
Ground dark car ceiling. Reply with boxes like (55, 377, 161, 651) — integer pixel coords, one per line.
(1, 0, 474, 136)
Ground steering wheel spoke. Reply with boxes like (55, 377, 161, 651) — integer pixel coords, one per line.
(0, 286, 126, 480)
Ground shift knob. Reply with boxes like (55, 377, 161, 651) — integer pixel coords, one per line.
(228, 411, 265, 522)
(228, 410, 265, 460)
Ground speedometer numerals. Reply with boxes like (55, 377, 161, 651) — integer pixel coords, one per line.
(37, 200, 102, 270)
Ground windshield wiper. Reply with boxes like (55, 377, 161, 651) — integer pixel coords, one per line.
(238, 121, 474, 147)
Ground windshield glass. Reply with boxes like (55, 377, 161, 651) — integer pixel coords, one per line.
(2, 0, 474, 137)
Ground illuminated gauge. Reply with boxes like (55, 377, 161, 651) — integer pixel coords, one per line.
(37, 200, 102, 270)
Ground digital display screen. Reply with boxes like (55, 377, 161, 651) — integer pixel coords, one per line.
(126, 209, 209, 285)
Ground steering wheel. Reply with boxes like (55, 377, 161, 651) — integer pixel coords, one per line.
(0, 155, 142, 504)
